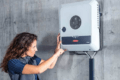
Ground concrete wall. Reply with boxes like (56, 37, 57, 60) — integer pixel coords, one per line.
(0, 0, 120, 80)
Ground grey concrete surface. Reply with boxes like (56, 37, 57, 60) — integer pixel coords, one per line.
(0, 0, 120, 80)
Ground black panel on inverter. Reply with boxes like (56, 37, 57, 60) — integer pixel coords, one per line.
(62, 36, 91, 44)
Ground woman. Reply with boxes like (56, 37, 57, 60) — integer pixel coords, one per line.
(0, 32, 66, 80)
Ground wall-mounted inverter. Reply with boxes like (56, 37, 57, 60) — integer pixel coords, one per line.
(59, 0, 100, 51)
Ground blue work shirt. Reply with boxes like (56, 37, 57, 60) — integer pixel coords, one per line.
(8, 55, 41, 80)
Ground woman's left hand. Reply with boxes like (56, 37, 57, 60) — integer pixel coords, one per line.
(55, 33, 61, 53)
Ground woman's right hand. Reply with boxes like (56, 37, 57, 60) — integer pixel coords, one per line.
(55, 49, 66, 57)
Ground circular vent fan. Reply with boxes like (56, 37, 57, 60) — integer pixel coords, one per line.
(70, 15, 81, 29)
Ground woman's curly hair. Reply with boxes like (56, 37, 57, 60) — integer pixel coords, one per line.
(0, 32, 37, 73)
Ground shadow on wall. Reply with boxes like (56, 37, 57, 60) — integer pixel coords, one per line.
(37, 33, 57, 52)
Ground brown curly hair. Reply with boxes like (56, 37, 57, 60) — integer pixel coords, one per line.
(0, 32, 37, 73)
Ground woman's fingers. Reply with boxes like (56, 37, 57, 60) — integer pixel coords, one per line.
(58, 41, 61, 46)
(57, 33, 60, 44)
(55, 48, 67, 57)
(57, 41, 61, 49)
(59, 49, 67, 55)
(64, 49, 67, 52)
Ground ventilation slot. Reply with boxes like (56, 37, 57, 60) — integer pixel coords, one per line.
(97, 4, 100, 28)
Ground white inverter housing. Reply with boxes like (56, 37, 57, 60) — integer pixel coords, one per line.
(59, 0, 100, 51)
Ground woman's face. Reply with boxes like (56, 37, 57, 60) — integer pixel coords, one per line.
(26, 40, 38, 57)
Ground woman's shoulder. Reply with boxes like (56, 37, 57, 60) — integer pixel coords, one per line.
(8, 59, 22, 66)
(8, 59, 20, 62)
(8, 59, 26, 74)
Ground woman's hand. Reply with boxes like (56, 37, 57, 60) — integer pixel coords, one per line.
(54, 33, 66, 57)
(55, 33, 61, 53)
(56, 48, 66, 56)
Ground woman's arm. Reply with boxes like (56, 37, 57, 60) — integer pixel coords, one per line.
(46, 33, 61, 69)
(22, 49, 65, 74)
(22, 53, 57, 74)
(49, 58, 58, 69)
(40, 58, 58, 69)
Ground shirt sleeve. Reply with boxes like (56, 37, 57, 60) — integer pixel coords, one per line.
(8, 59, 25, 74)
(33, 55, 41, 65)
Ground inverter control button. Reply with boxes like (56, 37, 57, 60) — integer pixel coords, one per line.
(62, 27, 66, 32)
